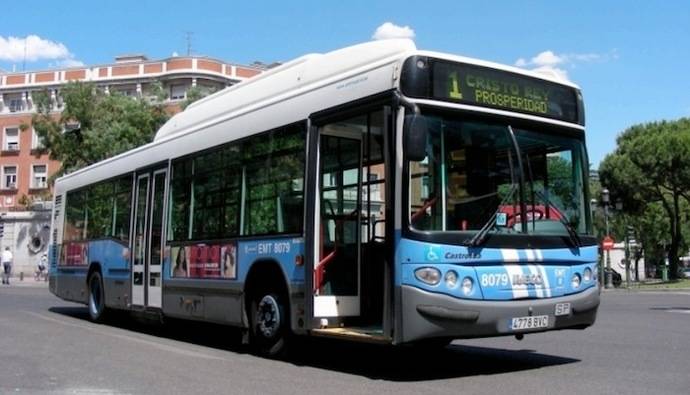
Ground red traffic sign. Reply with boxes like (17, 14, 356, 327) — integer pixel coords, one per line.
(602, 236, 615, 251)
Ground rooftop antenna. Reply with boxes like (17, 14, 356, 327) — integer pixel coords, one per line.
(185, 31, 193, 56)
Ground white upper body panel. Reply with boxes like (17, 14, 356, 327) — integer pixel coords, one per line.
(53, 38, 579, 196)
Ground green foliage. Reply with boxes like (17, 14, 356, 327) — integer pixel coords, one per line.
(27, 81, 169, 177)
(181, 85, 220, 110)
(599, 118, 690, 278)
(17, 194, 31, 209)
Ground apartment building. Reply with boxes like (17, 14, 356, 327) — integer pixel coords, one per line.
(0, 54, 263, 211)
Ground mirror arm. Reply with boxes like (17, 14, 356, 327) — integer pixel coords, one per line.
(395, 91, 420, 115)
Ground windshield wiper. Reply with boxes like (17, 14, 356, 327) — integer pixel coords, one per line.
(523, 149, 580, 248)
(465, 183, 518, 247)
(533, 189, 581, 248)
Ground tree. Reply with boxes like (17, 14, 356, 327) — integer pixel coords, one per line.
(599, 118, 690, 279)
(181, 85, 220, 110)
(27, 81, 169, 177)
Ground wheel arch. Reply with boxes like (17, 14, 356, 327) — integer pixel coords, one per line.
(86, 261, 103, 286)
(243, 258, 291, 326)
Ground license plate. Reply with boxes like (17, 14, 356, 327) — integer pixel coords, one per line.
(511, 315, 549, 331)
(555, 302, 571, 316)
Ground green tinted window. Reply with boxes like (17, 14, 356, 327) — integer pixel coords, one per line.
(168, 122, 306, 242)
(64, 175, 132, 242)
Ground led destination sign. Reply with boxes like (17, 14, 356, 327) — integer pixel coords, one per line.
(401, 57, 583, 125)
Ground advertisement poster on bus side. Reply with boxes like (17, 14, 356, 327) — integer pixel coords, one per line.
(171, 243, 236, 279)
(61, 242, 88, 266)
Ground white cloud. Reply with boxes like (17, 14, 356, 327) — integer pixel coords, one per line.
(515, 50, 569, 80)
(54, 58, 85, 68)
(0, 34, 83, 68)
(372, 22, 415, 41)
(531, 65, 570, 81)
(531, 51, 564, 67)
(514, 49, 616, 81)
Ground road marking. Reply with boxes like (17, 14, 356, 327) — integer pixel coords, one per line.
(25, 312, 227, 361)
(635, 291, 690, 296)
(665, 309, 690, 314)
(53, 388, 132, 395)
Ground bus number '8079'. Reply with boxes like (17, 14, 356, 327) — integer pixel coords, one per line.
(480, 273, 509, 287)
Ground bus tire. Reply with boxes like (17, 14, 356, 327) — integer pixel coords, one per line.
(87, 271, 107, 322)
(249, 290, 289, 357)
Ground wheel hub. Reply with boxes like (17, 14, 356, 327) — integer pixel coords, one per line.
(257, 295, 281, 338)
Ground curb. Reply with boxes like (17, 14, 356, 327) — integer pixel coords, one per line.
(602, 287, 690, 293)
(0, 279, 49, 288)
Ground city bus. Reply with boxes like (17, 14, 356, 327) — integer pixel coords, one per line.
(49, 39, 599, 355)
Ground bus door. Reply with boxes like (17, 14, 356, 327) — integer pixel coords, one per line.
(131, 167, 167, 309)
(314, 130, 363, 318)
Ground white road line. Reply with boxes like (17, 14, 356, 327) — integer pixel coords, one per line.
(25, 311, 226, 361)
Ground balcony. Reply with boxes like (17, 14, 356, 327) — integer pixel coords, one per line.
(1, 145, 20, 155)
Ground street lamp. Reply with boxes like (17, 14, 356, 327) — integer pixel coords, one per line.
(601, 187, 613, 288)
(590, 198, 603, 285)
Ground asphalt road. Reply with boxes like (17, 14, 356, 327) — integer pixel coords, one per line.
(1, 284, 689, 395)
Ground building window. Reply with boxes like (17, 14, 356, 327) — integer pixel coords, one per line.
(3, 127, 20, 151)
(114, 85, 136, 97)
(31, 165, 48, 189)
(6, 93, 24, 112)
(170, 84, 187, 100)
(2, 166, 17, 189)
(31, 129, 46, 150)
(55, 90, 64, 109)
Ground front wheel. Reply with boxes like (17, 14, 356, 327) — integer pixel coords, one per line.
(88, 271, 107, 322)
(250, 291, 289, 357)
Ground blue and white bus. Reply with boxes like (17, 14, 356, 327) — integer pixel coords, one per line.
(49, 39, 599, 355)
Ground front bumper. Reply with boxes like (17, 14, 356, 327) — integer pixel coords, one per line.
(400, 284, 599, 343)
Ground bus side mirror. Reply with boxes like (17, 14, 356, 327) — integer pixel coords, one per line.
(404, 114, 428, 162)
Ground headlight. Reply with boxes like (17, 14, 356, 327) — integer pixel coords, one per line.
(461, 277, 473, 295)
(571, 273, 581, 289)
(583, 268, 592, 282)
(415, 267, 441, 286)
(445, 271, 458, 288)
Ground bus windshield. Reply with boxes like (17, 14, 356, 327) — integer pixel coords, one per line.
(409, 113, 588, 238)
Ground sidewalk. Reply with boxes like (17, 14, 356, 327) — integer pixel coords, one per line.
(604, 287, 690, 293)
(601, 284, 690, 293)
(1, 276, 49, 288)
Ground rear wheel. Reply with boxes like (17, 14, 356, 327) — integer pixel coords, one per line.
(88, 271, 107, 322)
(250, 290, 289, 357)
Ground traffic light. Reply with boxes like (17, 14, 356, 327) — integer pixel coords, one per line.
(0, 221, 4, 238)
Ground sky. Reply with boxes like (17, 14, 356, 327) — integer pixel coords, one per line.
(1, 0, 689, 167)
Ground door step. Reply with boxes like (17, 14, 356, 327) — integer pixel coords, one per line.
(310, 327, 390, 344)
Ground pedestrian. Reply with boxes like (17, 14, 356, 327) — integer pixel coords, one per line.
(2, 247, 13, 285)
(35, 253, 48, 281)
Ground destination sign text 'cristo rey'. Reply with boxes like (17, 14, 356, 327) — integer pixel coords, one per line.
(400, 56, 583, 125)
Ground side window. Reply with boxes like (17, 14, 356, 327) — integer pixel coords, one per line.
(113, 177, 133, 242)
(63, 175, 133, 243)
(64, 189, 87, 241)
(168, 122, 307, 242)
(169, 159, 192, 241)
(86, 182, 114, 239)
(191, 146, 242, 239)
(243, 125, 305, 236)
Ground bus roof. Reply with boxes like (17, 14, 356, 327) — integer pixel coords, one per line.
(153, 39, 417, 142)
